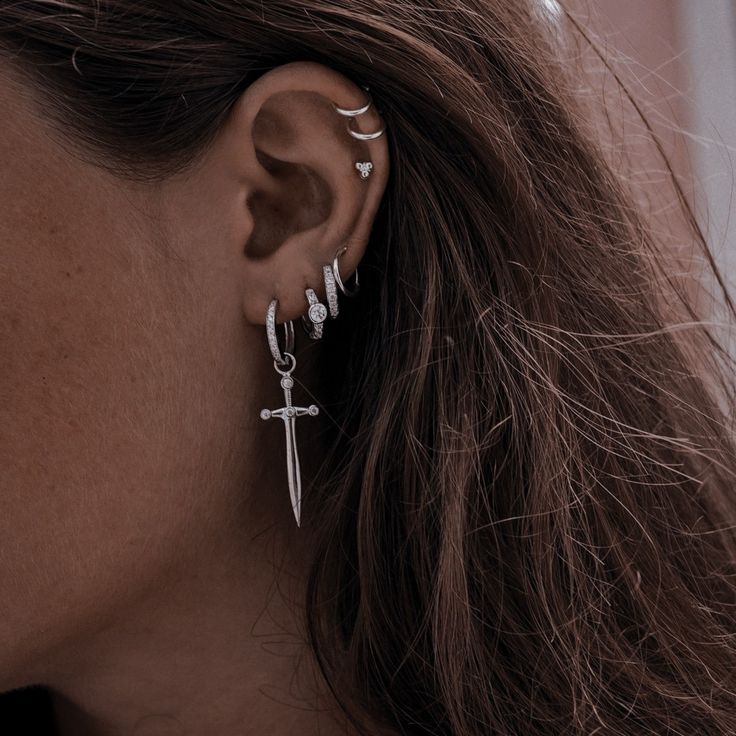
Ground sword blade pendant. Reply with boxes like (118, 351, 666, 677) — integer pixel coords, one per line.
(260, 352, 319, 526)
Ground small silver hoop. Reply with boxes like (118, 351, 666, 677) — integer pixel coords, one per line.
(266, 299, 295, 365)
(347, 124, 385, 141)
(273, 352, 296, 376)
(323, 264, 339, 319)
(334, 91, 373, 117)
(333, 246, 360, 298)
(333, 88, 386, 140)
(301, 288, 327, 340)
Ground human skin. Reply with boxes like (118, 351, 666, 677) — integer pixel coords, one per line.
(0, 58, 388, 735)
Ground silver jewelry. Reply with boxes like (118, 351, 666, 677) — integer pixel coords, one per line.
(333, 88, 386, 141)
(323, 264, 339, 319)
(355, 161, 373, 179)
(260, 352, 319, 527)
(333, 246, 360, 297)
(301, 287, 327, 339)
(348, 126, 385, 141)
(266, 298, 294, 365)
(334, 91, 373, 117)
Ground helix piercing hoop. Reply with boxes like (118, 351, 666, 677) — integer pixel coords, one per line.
(266, 299, 295, 365)
(301, 287, 327, 339)
(333, 246, 360, 297)
(334, 91, 373, 117)
(347, 126, 385, 141)
(323, 264, 339, 318)
(333, 88, 386, 141)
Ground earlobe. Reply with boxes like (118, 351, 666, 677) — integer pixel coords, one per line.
(220, 61, 389, 326)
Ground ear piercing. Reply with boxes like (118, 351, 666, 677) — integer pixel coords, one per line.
(334, 89, 386, 141)
(266, 299, 295, 366)
(332, 246, 360, 297)
(334, 93, 372, 117)
(355, 161, 373, 179)
(335, 87, 382, 178)
(323, 264, 339, 318)
(300, 247, 359, 338)
(302, 288, 327, 340)
(262, 86, 384, 527)
(261, 249, 359, 525)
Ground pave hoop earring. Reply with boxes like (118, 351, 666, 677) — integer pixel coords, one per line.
(333, 246, 360, 297)
(266, 299, 295, 365)
(323, 264, 339, 319)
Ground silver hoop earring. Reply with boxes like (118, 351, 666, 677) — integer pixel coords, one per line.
(323, 264, 339, 319)
(301, 288, 327, 339)
(333, 88, 387, 141)
(333, 246, 360, 297)
(347, 126, 385, 141)
(334, 90, 373, 117)
(261, 299, 319, 528)
(266, 298, 295, 365)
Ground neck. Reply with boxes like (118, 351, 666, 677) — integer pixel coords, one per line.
(43, 488, 353, 736)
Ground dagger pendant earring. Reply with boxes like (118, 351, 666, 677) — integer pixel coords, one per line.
(260, 299, 319, 527)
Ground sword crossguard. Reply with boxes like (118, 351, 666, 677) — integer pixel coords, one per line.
(260, 405, 319, 421)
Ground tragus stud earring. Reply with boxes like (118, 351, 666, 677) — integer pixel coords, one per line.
(260, 298, 319, 527)
(355, 161, 373, 179)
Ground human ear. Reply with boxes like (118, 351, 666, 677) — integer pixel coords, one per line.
(214, 60, 389, 326)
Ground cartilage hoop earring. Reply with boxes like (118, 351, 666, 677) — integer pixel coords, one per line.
(301, 288, 327, 340)
(333, 90, 373, 117)
(266, 298, 294, 365)
(332, 88, 387, 141)
(333, 246, 360, 297)
(347, 125, 385, 141)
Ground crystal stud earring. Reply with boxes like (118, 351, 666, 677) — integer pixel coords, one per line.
(355, 161, 373, 179)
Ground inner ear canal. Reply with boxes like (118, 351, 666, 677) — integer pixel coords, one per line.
(245, 149, 331, 260)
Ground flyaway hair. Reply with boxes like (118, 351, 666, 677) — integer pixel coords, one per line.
(1, 2, 735, 734)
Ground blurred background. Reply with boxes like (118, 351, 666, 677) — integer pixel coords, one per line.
(545, 0, 736, 307)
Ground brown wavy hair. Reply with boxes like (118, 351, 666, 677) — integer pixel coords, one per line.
(2, 1, 736, 734)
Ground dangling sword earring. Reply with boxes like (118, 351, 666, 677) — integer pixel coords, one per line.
(260, 299, 319, 526)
